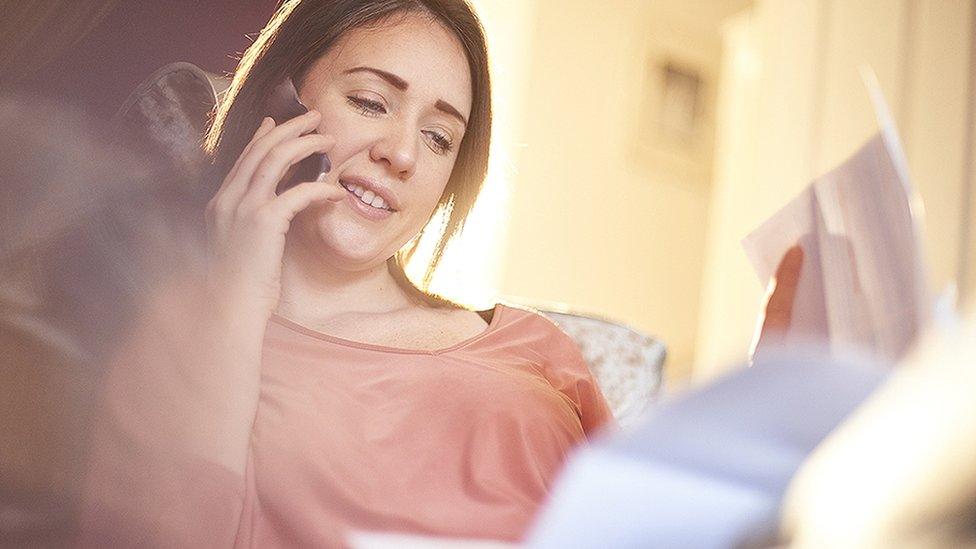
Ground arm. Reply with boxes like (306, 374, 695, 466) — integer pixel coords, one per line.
(74, 279, 264, 547)
(538, 319, 616, 436)
(77, 111, 344, 546)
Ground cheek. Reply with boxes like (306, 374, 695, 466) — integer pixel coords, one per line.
(416, 171, 451, 211)
(314, 111, 371, 163)
(312, 101, 458, 210)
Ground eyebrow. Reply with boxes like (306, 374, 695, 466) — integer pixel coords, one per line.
(343, 66, 468, 127)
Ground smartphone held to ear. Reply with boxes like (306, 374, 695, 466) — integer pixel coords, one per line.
(266, 78, 332, 192)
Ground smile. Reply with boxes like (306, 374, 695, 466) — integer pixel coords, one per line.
(340, 180, 395, 212)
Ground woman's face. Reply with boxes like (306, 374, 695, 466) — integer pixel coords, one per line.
(290, 13, 473, 272)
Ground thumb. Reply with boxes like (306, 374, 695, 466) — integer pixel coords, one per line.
(764, 244, 804, 333)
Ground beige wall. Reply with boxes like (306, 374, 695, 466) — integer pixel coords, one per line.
(695, 3, 820, 380)
(491, 0, 733, 380)
(414, 0, 538, 307)
(905, 0, 976, 309)
(420, 1, 720, 382)
(427, 0, 974, 382)
(695, 0, 976, 379)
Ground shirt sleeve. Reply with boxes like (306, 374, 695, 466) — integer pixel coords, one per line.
(535, 316, 617, 436)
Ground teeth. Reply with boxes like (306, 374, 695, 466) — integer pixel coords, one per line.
(341, 181, 392, 211)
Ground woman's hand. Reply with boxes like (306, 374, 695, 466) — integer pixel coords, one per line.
(751, 245, 805, 362)
(205, 111, 344, 316)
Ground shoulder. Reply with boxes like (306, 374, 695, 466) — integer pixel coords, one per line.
(496, 302, 567, 334)
(494, 302, 616, 432)
(494, 302, 586, 362)
(493, 301, 554, 326)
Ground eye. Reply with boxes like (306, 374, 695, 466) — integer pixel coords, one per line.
(346, 95, 386, 116)
(422, 129, 454, 154)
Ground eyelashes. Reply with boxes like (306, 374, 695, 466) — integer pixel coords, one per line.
(422, 129, 453, 154)
(346, 95, 385, 117)
(345, 95, 455, 154)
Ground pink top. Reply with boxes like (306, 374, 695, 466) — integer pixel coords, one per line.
(78, 303, 613, 547)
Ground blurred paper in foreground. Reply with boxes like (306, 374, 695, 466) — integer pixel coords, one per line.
(526, 352, 888, 548)
(742, 76, 931, 362)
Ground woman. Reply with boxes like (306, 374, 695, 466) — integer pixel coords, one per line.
(79, 1, 613, 547)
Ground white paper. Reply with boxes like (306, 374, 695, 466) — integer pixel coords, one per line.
(526, 350, 888, 548)
(347, 531, 516, 549)
(742, 69, 931, 362)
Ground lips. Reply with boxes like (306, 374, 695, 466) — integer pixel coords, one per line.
(341, 180, 392, 212)
(338, 176, 399, 212)
(339, 186, 394, 221)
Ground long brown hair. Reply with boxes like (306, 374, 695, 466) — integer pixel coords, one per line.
(204, 0, 491, 308)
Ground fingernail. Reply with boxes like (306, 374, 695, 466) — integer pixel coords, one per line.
(316, 170, 328, 182)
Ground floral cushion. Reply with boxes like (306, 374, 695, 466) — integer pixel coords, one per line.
(542, 309, 665, 429)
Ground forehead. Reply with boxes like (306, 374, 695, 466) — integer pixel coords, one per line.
(304, 13, 473, 116)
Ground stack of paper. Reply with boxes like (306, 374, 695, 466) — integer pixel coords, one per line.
(742, 70, 931, 362)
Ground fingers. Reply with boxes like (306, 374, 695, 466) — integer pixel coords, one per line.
(219, 117, 276, 195)
(215, 110, 323, 207)
(266, 179, 347, 224)
(242, 133, 335, 205)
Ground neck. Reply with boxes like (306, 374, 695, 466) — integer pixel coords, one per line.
(275, 239, 413, 324)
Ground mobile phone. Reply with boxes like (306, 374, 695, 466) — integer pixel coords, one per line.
(265, 77, 331, 192)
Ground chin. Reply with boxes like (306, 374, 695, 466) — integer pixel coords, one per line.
(295, 207, 396, 271)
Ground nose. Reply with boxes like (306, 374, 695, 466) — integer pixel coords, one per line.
(369, 122, 418, 180)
